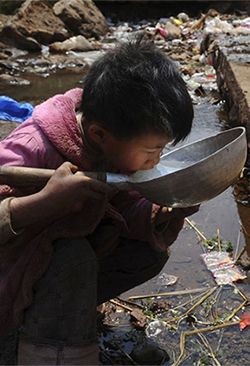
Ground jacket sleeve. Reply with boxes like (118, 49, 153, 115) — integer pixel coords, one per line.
(110, 190, 165, 250)
(0, 130, 42, 168)
(0, 197, 23, 245)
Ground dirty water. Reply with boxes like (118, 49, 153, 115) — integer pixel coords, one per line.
(1, 68, 250, 365)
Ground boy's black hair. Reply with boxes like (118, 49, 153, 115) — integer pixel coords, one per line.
(80, 40, 193, 144)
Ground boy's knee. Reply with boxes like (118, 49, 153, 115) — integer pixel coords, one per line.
(50, 237, 97, 280)
(22, 238, 98, 343)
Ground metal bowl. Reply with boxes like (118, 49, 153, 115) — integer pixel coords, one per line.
(129, 127, 247, 207)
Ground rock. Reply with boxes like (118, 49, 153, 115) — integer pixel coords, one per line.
(0, 14, 9, 31)
(0, 52, 8, 60)
(49, 35, 93, 53)
(0, 24, 41, 51)
(0, 74, 30, 85)
(0, 0, 24, 15)
(177, 12, 189, 23)
(53, 0, 109, 39)
(165, 21, 181, 39)
(0, 0, 69, 51)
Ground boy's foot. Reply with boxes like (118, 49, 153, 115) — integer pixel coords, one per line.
(130, 339, 170, 365)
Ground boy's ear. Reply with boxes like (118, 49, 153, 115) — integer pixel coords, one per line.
(87, 123, 108, 146)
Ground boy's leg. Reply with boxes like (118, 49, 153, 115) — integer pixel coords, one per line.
(97, 238, 168, 304)
(18, 238, 99, 365)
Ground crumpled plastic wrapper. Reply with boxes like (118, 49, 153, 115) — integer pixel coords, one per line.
(201, 251, 246, 285)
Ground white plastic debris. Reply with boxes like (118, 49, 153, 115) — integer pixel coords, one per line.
(201, 251, 246, 285)
(145, 320, 167, 338)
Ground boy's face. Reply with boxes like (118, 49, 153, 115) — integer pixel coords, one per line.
(87, 124, 171, 174)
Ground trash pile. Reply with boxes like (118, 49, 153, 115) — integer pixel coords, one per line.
(101, 8, 250, 107)
(98, 218, 250, 365)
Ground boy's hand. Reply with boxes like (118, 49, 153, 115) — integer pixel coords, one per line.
(154, 206, 199, 229)
(152, 205, 199, 251)
(39, 162, 111, 219)
(10, 162, 111, 231)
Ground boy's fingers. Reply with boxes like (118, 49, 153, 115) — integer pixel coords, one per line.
(161, 206, 173, 214)
(54, 162, 78, 176)
(154, 206, 173, 226)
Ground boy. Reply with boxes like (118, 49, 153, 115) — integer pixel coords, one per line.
(0, 41, 197, 365)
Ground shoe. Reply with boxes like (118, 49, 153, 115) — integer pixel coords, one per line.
(130, 338, 170, 365)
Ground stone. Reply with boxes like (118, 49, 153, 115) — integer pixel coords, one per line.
(53, 0, 109, 39)
(0, 14, 9, 32)
(49, 35, 93, 53)
(0, 0, 69, 51)
(0, 74, 30, 86)
(165, 21, 181, 39)
(0, 24, 41, 51)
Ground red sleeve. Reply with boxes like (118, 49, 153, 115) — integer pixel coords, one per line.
(110, 190, 165, 250)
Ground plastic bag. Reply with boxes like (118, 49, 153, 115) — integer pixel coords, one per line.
(201, 251, 246, 285)
(0, 96, 33, 123)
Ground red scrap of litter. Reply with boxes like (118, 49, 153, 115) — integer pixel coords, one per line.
(155, 27, 168, 39)
(239, 312, 250, 330)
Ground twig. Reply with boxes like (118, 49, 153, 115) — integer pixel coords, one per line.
(115, 344, 139, 365)
(185, 218, 207, 242)
(211, 286, 223, 322)
(235, 246, 246, 263)
(173, 321, 240, 366)
(234, 285, 249, 302)
(164, 287, 217, 323)
(196, 330, 221, 366)
(224, 299, 248, 322)
(234, 230, 241, 262)
(109, 298, 150, 317)
(109, 299, 134, 312)
(215, 329, 224, 355)
(128, 287, 210, 300)
(116, 297, 145, 309)
(217, 229, 221, 252)
(171, 290, 209, 311)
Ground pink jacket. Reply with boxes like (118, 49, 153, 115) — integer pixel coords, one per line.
(0, 88, 168, 335)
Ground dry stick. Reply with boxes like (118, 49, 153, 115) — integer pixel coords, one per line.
(164, 287, 217, 324)
(235, 246, 246, 263)
(217, 228, 221, 252)
(109, 298, 153, 322)
(128, 287, 210, 300)
(234, 230, 241, 262)
(215, 329, 224, 355)
(225, 298, 248, 322)
(235, 285, 249, 302)
(196, 331, 221, 366)
(116, 297, 145, 309)
(213, 284, 248, 327)
(109, 299, 134, 312)
(185, 218, 207, 241)
(212, 286, 223, 322)
(185, 218, 207, 252)
(172, 290, 209, 311)
(173, 321, 240, 366)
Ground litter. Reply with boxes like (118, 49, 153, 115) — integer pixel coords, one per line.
(201, 251, 246, 285)
(0, 96, 33, 123)
(156, 273, 178, 287)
